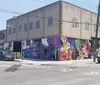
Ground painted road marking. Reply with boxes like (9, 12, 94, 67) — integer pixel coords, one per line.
(62, 68, 73, 72)
(83, 72, 99, 76)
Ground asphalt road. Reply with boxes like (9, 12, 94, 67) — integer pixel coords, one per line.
(0, 61, 100, 85)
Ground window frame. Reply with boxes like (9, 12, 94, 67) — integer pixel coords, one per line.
(48, 17, 53, 26)
(13, 27, 16, 33)
(36, 20, 40, 29)
(29, 22, 33, 30)
(72, 18, 79, 28)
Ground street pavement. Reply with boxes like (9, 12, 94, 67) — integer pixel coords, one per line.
(0, 60, 100, 85)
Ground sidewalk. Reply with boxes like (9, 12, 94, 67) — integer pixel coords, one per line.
(15, 59, 95, 66)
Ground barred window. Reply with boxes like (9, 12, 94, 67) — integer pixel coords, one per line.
(72, 18, 79, 28)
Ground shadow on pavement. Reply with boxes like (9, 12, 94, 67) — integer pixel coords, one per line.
(4, 64, 21, 72)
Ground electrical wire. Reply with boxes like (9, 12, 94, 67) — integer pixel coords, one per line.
(0, 0, 97, 26)
(0, 0, 97, 14)
(69, 0, 98, 6)
(9, 14, 96, 26)
(32, 0, 49, 4)
(32, 0, 98, 7)
(0, 8, 22, 14)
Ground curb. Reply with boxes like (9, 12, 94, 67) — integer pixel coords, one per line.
(14, 59, 94, 66)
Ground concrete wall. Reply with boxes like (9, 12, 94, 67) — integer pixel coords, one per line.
(0, 29, 6, 44)
(81, 9, 91, 40)
(62, 2, 81, 39)
(6, 2, 60, 42)
(7, 18, 17, 42)
(44, 2, 60, 37)
(62, 2, 97, 40)
(91, 13, 96, 38)
(17, 15, 27, 41)
(6, 1, 99, 42)
(27, 9, 44, 40)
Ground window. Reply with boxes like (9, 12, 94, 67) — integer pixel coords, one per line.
(85, 21, 89, 30)
(48, 17, 53, 26)
(30, 22, 33, 29)
(36, 20, 40, 29)
(72, 18, 79, 28)
(9, 27, 12, 34)
(13, 28, 16, 33)
(24, 23, 27, 31)
(19, 25, 22, 32)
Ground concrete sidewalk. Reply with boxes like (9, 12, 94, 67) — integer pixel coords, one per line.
(15, 59, 95, 66)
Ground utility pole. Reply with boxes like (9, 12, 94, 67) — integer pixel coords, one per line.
(93, 0, 100, 62)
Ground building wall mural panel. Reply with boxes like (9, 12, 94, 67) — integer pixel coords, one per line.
(60, 36, 91, 61)
(23, 36, 91, 61)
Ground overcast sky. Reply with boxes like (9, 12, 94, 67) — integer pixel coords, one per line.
(0, 0, 99, 30)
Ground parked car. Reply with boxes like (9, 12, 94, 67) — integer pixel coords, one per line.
(0, 50, 15, 61)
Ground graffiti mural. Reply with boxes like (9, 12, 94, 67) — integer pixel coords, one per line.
(24, 39, 47, 59)
(60, 36, 91, 61)
(23, 36, 91, 61)
(23, 37, 61, 60)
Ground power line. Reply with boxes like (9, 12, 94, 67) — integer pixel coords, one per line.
(31, 0, 49, 4)
(64, 0, 97, 8)
(0, 8, 22, 14)
(10, 14, 96, 26)
(32, 0, 98, 7)
(41, 0, 54, 2)
(0, 0, 96, 26)
(0, 0, 50, 14)
(42, 0, 58, 3)
(0, 0, 96, 15)
(34, 16, 97, 25)
(69, 0, 98, 6)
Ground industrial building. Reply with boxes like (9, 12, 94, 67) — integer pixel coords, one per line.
(6, 1, 99, 60)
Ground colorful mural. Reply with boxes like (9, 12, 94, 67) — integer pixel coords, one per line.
(60, 36, 91, 61)
(23, 36, 92, 61)
(23, 37, 61, 60)
(24, 39, 46, 59)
